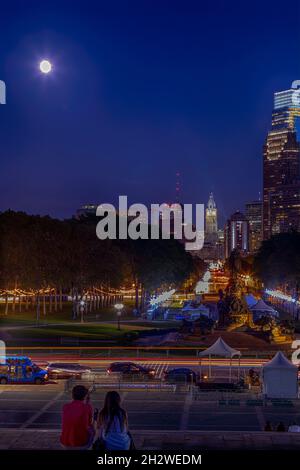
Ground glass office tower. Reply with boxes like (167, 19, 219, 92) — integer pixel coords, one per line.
(263, 83, 300, 239)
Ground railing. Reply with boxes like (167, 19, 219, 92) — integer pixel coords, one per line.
(63, 374, 299, 405)
(5, 346, 284, 360)
(64, 373, 178, 393)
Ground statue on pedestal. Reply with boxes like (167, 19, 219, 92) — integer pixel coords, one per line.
(217, 250, 253, 330)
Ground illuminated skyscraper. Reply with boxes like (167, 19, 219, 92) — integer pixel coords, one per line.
(245, 200, 262, 253)
(224, 211, 249, 258)
(263, 82, 300, 239)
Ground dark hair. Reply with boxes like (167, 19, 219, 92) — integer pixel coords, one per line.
(72, 385, 88, 401)
(264, 421, 272, 431)
(99, 391, 127, 432)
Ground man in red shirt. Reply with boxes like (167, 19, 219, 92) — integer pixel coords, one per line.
(61, 385, 94, 448)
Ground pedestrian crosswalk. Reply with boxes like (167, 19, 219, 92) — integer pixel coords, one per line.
(91, 362, 171, 379)
(140, 362, 170, 379)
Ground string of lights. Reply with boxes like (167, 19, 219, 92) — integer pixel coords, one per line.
(0, 285, 134, 299)
(265, 288, 300, 305)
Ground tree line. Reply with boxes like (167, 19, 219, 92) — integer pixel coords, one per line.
(224, 231, 300, 299)
(0, 210, 204, 314)
(253, 231, 300, 297)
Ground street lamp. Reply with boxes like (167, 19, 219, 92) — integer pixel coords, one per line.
(114, 303, 124, 330)
(79, 300, 85, 324)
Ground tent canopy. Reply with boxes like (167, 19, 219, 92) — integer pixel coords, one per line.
(245, 294, 257, 308)
(263, 351, 297, 371)
(262, 352, 298, 399)
(250, 299, 277, 313)
(199, 337, 241, 358)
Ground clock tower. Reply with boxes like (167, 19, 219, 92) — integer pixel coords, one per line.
(205, 192, 218, 240)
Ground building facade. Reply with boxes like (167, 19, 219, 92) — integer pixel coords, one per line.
(245, 200, 262, 253)
(224, 211, 249, 258)
(198, 193, 224, 261)
(205, 192, 218, 240)
(263, 83, 300, 239)
(75, 204, 98, 219)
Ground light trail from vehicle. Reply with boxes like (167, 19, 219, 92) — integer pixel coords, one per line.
(31, 356, 267, 368)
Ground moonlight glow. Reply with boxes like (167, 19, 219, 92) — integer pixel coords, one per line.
(39, 60, 52, 74)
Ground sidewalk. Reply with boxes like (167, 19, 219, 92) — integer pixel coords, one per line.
(1, 429, 300, 450)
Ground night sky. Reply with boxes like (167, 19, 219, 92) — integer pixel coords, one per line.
(0, 0, 299, 223)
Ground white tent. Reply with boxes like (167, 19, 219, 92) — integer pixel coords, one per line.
(262, 352, 298, 399)
(199, 337, 241, 358)
(198, 337, 241, 381)
(250, 299, 279, 318)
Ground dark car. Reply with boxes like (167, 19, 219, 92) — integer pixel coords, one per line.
(107, 362, 156, 379)
(47, 362, 92, 380)
(164, 367, 198, 384)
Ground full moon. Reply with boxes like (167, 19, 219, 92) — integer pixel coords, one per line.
(39, 60, 52, 74)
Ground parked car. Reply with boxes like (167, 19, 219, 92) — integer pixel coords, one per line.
(47, 362, 92, 380)
(164, 367, 198, 384)
(107, 362, 156, 379)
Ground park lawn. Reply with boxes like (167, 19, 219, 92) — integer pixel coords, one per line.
(3, 319, 179, 347)
(0, 301, 135, 326)
(10, 325, 125, 339)
(121, 320, 178, 329)
(5, 323, 144, 346)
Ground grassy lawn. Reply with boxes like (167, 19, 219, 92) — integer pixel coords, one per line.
(0, 300, 136, 325)
(122, 320, 178, 329)
(3, 323, 148, 347)
(0, 300, 181, 347)
(9, 324, 129, 339)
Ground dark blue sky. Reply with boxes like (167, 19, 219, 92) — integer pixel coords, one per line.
(0, 0, 299, 223)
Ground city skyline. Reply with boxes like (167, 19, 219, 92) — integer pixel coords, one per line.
(1, 78, 297, 226)
(1, 1, 299, 221)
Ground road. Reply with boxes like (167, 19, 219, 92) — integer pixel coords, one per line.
(28, 356, 266, 384)
(31, 355, 267, 368)
(73, 360, 255, 380)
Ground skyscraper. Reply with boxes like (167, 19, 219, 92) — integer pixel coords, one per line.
(245, 200, 262, 253)
(263, 82, 300, 239)
(224, 211, 249, 258)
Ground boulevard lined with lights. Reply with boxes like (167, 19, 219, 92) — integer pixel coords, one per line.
(265, 289, 300, 305)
